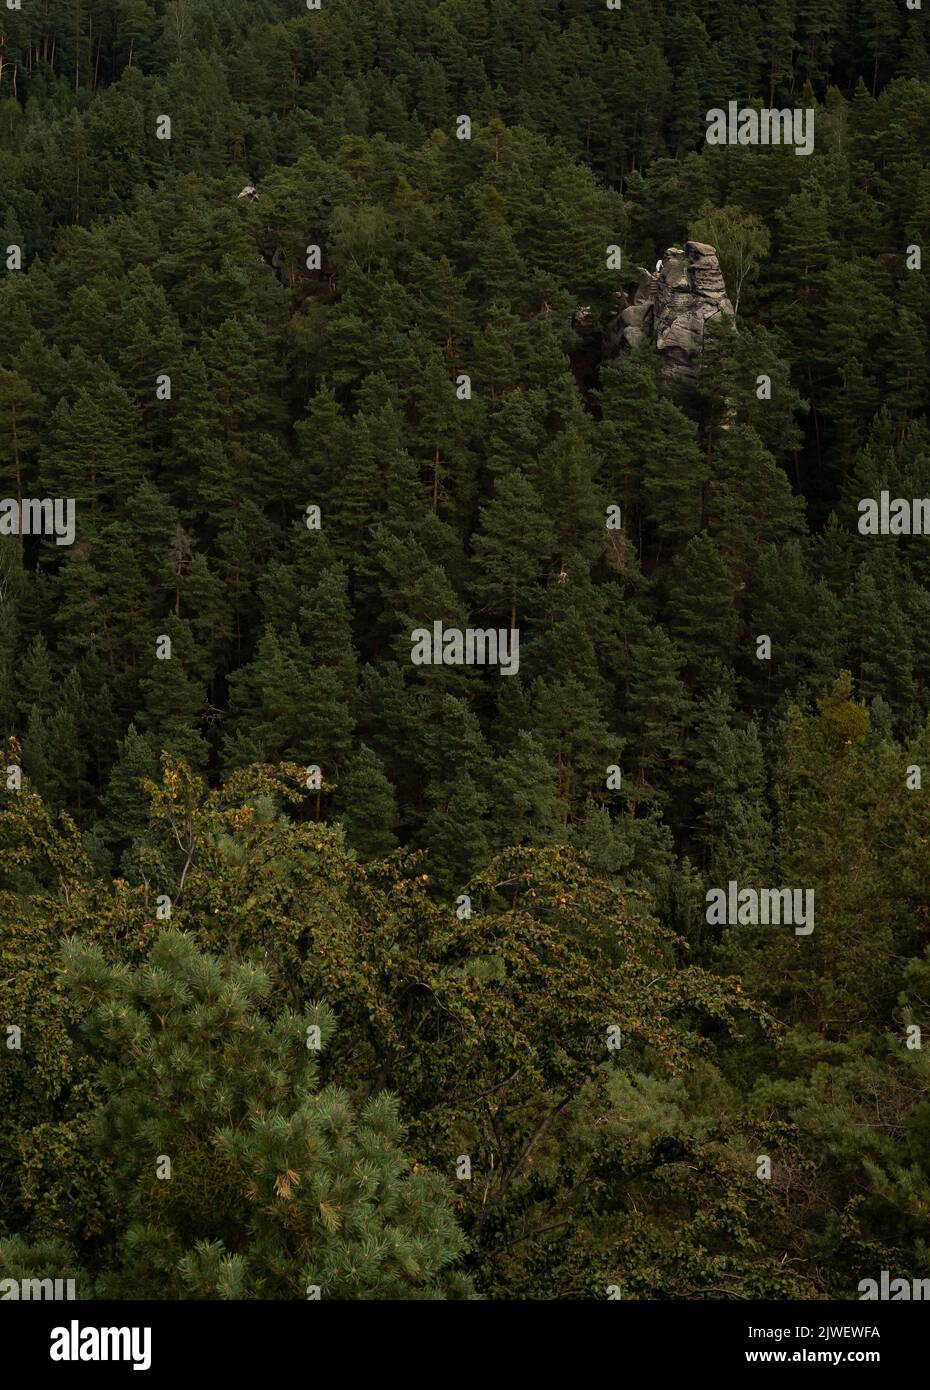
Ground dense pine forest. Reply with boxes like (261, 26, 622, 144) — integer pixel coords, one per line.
(1, 0, 930, 1304)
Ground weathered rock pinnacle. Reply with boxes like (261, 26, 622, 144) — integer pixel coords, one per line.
(604, 240, 735, 383)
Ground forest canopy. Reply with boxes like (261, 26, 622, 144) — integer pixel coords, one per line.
(1, 0, 930, 1301)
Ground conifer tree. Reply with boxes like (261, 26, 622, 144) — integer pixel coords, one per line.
(337, 745, 400, 861)
(57, 930, 473, 1299)
(470, 468, 555, 631)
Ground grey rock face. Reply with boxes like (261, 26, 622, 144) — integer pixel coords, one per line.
(605, 241, 734, 383)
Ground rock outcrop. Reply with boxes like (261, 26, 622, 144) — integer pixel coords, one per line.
(604, 241, 734, 383)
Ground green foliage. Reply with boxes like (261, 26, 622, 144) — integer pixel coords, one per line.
(52, 923, 473, 1299)
(1, 0, 929, 1304)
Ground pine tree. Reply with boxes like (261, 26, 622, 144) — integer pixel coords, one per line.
(687, 686, 772, 879)
(0, 368, 41, 552)
(490, 729, 565, 847)
(103, 723, 161, 857)
(710, 425, 807, 585)
(16, 634, 56, 725)
(665, 534, 740, 680)
(623, 626, 689, 800)
(419, 771, 490, 895)
(337, 745, 400, 860)
(470, 468, 554, 632)
(137, 617, 209, 769)
(58, 929, 473, 1299)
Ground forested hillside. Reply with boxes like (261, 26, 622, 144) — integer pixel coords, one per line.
(2, 0, 930, 1302)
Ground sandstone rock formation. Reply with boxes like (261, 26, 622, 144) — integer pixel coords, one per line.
(604, 241, 734, 383)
